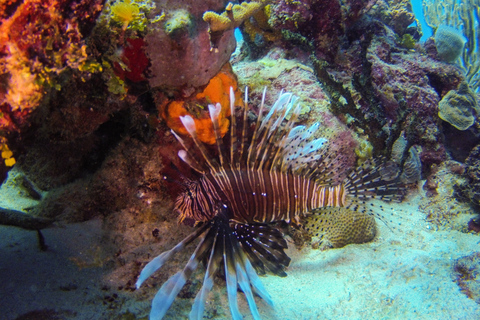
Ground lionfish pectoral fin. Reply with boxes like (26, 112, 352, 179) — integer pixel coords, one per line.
(233, 246, 265, 319)
(189, 230, 223, 320)
(150, 226, 216, 320)
(225, 218, 273, 320)
(224, 229, 242, 320)
(136, 223, 210, 289)
(191, 207, 275, 320)
(344, 158, 407, 203)
(233, 222, 291, 277)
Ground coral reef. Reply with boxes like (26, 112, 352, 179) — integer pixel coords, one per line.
(369, 0, 417, 36)
(1, 0, 479, 317)
(0, 0, 104, 123)
(419, 161, 475, 231)
(268, 0, 376, 62)
(438, 82, 479, 131)
(0, 0, 107, 185)
(318, 20, 464, 169)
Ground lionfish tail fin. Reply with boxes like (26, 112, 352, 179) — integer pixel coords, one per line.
(344, 159, 407, 203)
(138, 205, 276, 320)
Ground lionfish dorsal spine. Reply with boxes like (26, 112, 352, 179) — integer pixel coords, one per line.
(208, 102, 227, 167)
(238, 87, 250, 168)
(179, 115, 218, 171)
(246, 87, 267, 169)
(229, 87, 238, 165)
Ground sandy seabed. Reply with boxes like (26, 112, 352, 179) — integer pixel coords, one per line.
(1, 191, 479, 319)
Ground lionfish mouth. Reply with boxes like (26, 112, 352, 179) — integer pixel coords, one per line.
(136, 203, 290, 320)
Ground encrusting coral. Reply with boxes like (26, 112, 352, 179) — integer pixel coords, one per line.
(160, 65, 243, 145)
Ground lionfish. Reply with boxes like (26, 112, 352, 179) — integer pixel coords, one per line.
(136, 88, 405, 319)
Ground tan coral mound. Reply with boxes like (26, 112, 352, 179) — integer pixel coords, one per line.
(303, 207, 377, 249)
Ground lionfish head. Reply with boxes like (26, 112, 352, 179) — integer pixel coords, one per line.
(174, 178, 215, 224)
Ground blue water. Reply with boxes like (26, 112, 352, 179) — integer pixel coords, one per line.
(411, 0, 433, 41)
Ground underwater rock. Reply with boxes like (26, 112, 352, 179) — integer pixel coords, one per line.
(457, 144, 480, 207)
(434, 25, 467, 63)
(364, 25, 464, 166)
(145, 0, 236, 93)
(453, 252, 480, 304)
(268, 0, 376, 62)
(438, 82, 479, 131)
(0, 0, 104, 133)
(368, 0, 416, 36)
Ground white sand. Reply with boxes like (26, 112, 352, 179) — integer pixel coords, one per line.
(252, 197, 480, 319)
(1, 167, 480, 319)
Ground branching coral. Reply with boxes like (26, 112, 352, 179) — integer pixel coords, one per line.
(160, 65, 243, 145)
(422, 0, 480, 91)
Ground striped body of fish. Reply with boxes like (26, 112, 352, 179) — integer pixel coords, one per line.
(136, 88, 405, 319)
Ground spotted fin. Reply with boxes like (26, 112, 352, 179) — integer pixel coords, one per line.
(344, 158, 406, 203)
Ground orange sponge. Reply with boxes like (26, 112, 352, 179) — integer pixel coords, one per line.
(161, 65, 243, 145)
